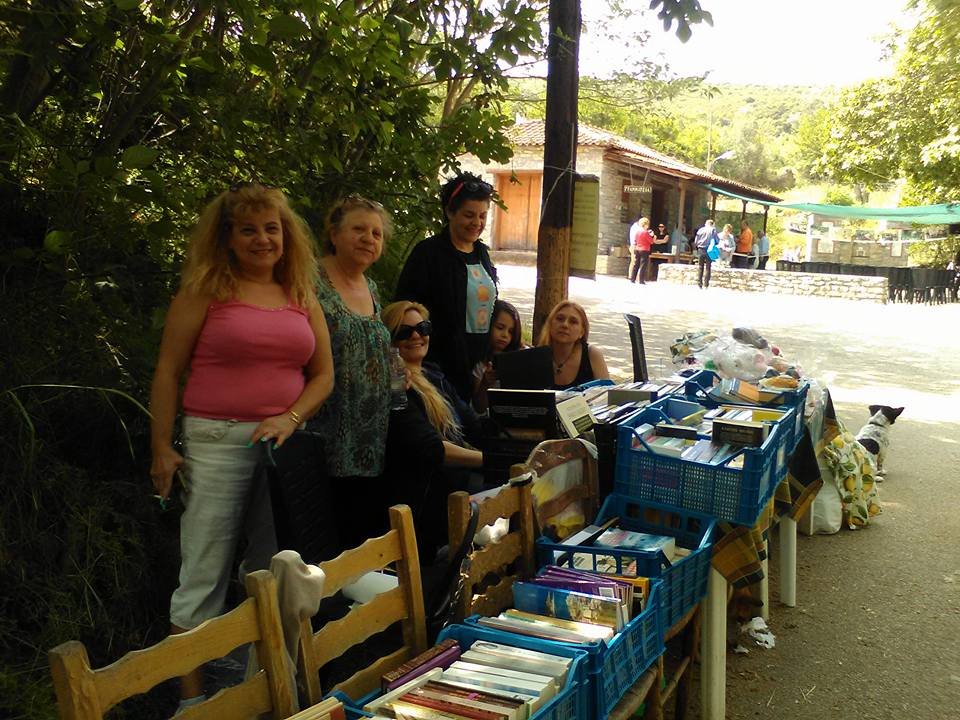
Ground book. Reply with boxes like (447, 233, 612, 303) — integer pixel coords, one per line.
(595, 527, 677, 561)
(382, 638, 460, 691)
(477, 613, 613, 643)
(415, 684, 526, 720)
(448, 661, 557, 693)
(712, 417, 769, 447)
(654, 422, 700, 440)
(467, 641, 572, 678)
(555, 394, 596, 438)
(440, 667, 556, 708)
(460, 649, 570, 686)
(512, 581, 625, 630)
(390, 693, 509, 719)
(487, 388, 558, 437)
(501, 609, 617, 640)
(606, 382, 665, 405)
(287, 697, 347, 720)
(364, 669, 444, 713)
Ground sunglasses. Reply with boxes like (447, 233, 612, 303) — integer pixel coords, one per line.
(393, 320, 432, 341)
(448, 179, 493, 205)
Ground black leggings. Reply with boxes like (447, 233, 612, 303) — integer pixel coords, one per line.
(698, 253, 712, 287)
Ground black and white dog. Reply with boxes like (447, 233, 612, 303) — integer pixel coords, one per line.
(855, 405, 904, 479)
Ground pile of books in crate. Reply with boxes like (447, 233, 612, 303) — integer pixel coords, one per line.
(589, 380, 685, 425)
(707, 377, 788, 405)
(358, 636, 575, 719)
(549, 519, 685, 575)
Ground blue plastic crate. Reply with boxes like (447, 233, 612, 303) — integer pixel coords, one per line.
(340, 624, 590, 720)
(615, 401, 787, 526)
(536, 496, 715, 632)
(677, 369, 810, 453)
(463, 580, 664, 719)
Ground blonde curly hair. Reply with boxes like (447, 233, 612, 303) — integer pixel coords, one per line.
(181, 183, 318, 306)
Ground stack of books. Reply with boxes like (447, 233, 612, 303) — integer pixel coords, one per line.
(363, 639, 573, 719)
(290, 697, 346, 720)
(708, 378, 785, 405)
(605, 380, 684, 406)
(549, 519, 678, 580)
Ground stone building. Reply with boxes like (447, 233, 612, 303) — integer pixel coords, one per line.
(456, 120, 780, 272)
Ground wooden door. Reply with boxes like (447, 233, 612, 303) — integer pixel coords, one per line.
(495, 173, 542, 250)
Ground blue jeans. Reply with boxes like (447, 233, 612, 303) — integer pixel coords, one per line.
(169, 416, 277, 629)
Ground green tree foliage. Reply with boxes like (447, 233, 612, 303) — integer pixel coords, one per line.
(0, 1, 544, 715)
(822, 0, 960, 202)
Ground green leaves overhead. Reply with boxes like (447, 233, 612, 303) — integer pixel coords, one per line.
(120, 145, 159, 169)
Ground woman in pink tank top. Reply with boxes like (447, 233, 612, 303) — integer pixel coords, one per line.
(148, 183, 333, 707)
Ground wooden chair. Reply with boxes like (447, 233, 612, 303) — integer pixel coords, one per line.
(48, 570, 296, 720)
(522, 438, 600, 540)
(297, 504, 427, 705)
(447, 481, 536, 622)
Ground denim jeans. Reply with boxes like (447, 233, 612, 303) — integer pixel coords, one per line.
(169, 416, 277, 629)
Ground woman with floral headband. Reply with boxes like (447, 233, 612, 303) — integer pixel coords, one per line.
(395, 172, 497, 402)
(311, 195, 394, 550)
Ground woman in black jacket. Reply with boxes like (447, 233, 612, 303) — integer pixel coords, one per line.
(395, 172, 497, 402)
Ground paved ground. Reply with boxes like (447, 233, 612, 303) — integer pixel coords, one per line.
(497, 265, 960, 720)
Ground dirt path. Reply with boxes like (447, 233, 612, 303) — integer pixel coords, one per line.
(496, 266, 960, 719)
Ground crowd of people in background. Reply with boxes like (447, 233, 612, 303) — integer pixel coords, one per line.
(627, 213, 771, 287)
(147, 173, 611, 709)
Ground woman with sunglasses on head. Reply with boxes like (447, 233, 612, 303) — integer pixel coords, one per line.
(311, 195, 394, 550)
(471, 299, 525, 413)
(148, 183, 334, 709)
(538, 300, 610, 391)
(381, 301, 483, 558)
(395, 172, 497, 403)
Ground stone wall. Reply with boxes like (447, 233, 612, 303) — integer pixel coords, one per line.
(658, 264, 889, 303)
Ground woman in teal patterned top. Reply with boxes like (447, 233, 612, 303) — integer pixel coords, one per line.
(312, 196, 392, 549)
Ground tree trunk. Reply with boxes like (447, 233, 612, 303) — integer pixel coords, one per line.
(533, 0, 580, 340)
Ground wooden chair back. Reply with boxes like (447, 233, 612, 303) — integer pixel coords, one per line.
(297, 504, 427, 705)
(447, 481, 536, 622)
(48, 570, 296, 720)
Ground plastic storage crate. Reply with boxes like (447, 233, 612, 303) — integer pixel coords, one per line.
(536, 496, 715, 632)
(678, 369, 810, 453)
(615, 401, 788, 526)
(341, 622, 590, 720)
(464, 579, 663, 719)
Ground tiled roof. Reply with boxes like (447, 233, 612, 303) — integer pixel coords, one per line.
(505, 120, 781, 203)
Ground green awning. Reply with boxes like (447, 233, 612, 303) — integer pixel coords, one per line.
(701, 183, 960, 225)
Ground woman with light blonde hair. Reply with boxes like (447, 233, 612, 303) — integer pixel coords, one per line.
(537, 300, 609, 390)
(149, 182, 334, 708)
(382, 300, 483, 558)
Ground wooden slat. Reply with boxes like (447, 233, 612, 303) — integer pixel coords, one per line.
(606, 666, 659, 720)
(389, 505, 427, 659)
(471, 574, 517, 618)
(334, 645, 411, 701)
(175, 671, 272, 720)
(475, 485, 521, 527)
(318, 531, 403, 597)
(661, 656, 691, 703)
(298, 616, 323, 705)
(536, 484, 591, 525)
(49, 641, 100, 720)
(96, 599, 260, 711)
(287, 698, 346, 720)
(311, 586, 407, 668)
(467, 533, 522, 586)
(245, 570, 297, 717)
(517, 482, 536, 579)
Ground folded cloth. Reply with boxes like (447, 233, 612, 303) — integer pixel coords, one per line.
(247, 550, 326, 710)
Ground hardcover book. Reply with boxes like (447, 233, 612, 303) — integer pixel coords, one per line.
(382, 638, 460, 691)
(511, 582, 626, 630)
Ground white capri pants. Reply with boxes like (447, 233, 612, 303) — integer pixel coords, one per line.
(169, 416, 277, 629)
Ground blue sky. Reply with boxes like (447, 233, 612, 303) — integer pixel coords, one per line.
(578, 0, 919, 86)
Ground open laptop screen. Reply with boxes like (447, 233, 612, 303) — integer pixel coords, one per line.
(493, 346, 554, 390)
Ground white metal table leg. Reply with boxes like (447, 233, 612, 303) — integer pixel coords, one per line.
(700, 567, 727, 720)
(759, 535, 770, 620)
(779, 516, 797, 607)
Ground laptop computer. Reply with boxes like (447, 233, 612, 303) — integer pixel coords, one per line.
(493, 346, 555, 390)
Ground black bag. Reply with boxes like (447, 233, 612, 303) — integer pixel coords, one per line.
(260, 431, 341, 564)
(423, 499, 480, 643)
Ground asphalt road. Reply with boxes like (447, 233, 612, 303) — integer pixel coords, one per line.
(496, 265, 960, 719)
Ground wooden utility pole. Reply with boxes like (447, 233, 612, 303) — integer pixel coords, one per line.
(533, 0, 580, 340)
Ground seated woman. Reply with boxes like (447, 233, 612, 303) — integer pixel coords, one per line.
(471, 299, 524, 413)
(538, 300, 610, 391)
(381, 300, 483, 558)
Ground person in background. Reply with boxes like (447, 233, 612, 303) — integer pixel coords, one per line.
(538, 300, 609, 390)
(149, 183, 334, 709)
(312, 195, 393, 551)
(756, 229, 770, 270)
(382, 300, 484, 558)
(733, 220, 754, 268)
(717, 223, 737, 267)
(649, 221, 671, 279)
(472, 299, 524, 413)
(395, 172, 497, 402)
(670, 221, 690, 254)
(693, 218, 717, 288)
(627, 215, 656, 284)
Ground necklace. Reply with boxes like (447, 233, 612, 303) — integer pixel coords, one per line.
(553, 345, 577, 374)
